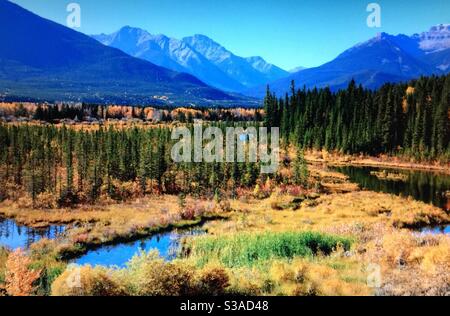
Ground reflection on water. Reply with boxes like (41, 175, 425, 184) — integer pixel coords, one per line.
(334, 166, 450, 211)
(334, 166, 450, 235)
(0, 217, 65, 249)
(74, 228, 205, 268)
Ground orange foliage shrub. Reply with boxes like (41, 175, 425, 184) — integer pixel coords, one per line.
(5, 249, 41, 296)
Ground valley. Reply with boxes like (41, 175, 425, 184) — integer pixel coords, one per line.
(0, 0, 449, 299)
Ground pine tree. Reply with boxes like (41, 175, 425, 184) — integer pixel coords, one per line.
(293, 147, 308, 187)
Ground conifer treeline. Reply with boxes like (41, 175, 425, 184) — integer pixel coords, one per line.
(0, 123, 280, 206)
(264, 75, 450, 160)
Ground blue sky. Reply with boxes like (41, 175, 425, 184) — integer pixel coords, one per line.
(10, 0, 450, 70)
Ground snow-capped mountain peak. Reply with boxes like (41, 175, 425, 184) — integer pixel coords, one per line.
(413, 24, 450, 53)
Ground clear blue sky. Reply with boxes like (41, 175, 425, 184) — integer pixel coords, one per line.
(10, 0, 450, 70)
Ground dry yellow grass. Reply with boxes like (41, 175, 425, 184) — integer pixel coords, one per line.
(203, 190, 449, 236)
(0, 195, 182, 228)
(356, 227, 450, 295)
(222, 255, 372, 296)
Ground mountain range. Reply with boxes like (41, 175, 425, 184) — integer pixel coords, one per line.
(0, 0, 247, 106)
(1, 0, 450, 105)
(92, 24, 450, 98)
(92, 27, 289, 92)
(247, 24, 450, 97)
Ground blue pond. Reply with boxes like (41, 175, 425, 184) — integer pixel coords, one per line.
(74, 228, 205, 268)
(0, 217, 65, 250)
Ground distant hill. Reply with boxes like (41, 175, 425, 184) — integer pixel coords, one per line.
(247, 25, 450, 98)
(92, 27, 289, 92)
(0, 0, 248, 106)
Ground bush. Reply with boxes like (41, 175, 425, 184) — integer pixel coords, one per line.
(5, 249, 41, 296)
(180, 206, 196, 220)
(253, 184, 271, 200)
(137, 261, 193, 296)
(105, 252, 231, 296)
(218, 200, 233, 212)
(29, 239, 59, 260)
(34, 191, 58, 209)
(51, 266, 126, 296)
(194, 266, 230, 296)
(124, 251, 194, 296)
(180, 202, 208, 220)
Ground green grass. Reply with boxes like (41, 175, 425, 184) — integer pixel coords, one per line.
(186, 232, 352, 268)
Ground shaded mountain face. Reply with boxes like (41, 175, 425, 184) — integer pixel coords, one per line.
(0, 0, 239, 105)
(92, 28, 289, 92)
(247, 25, 450, 98)
(183, 34, 288, 89)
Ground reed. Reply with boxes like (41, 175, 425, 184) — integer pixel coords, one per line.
(186, 232, 352, 267)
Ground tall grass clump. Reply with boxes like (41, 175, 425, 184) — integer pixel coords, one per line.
(0, 247, 9, 288)
(186, 232, 352, 267)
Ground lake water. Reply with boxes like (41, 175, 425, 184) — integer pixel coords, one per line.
(333, 166, 450, 234)
(73, 228, 205, 268)
(0, 213, 205, 267)
(0, 217, 65, 250)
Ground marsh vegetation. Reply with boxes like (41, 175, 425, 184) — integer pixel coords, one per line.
(0, 75, 449, 296)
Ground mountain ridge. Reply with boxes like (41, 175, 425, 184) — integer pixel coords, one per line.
(0, 0, 246, 106)
(246, 25, 450, 97)
(92, 27, 289, 92)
